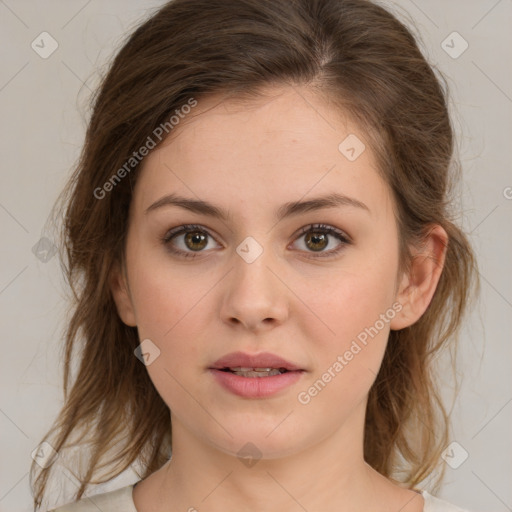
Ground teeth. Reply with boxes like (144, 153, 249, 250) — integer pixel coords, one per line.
(217, 367, 290, 377)
(231, 368, 283, 377)
(230, 367, 273, 372)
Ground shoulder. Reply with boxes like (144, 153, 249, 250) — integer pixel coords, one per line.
(48, 484, 137, 512)
(421, 490, 470, 512)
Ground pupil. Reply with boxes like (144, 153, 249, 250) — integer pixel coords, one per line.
(306, 232, 327, 251)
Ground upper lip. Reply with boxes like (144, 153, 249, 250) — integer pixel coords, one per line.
(210, 351, 304, 371)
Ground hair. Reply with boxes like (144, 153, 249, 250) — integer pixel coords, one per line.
(31, 0, 480, 509)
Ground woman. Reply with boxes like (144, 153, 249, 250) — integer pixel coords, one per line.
(31, 0, 479, 510)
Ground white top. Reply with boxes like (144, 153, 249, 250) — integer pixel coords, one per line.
(49, 483, 470, 511)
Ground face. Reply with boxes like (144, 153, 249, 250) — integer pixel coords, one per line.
(112, 85, 409, 461)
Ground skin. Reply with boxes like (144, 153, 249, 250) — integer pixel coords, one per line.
(110, 85, 447, 512)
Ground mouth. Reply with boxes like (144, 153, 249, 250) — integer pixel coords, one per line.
(209, 367, 304, 398)
(209, 351, 305, 373)
(217, 367, 291, 377)
(208, 352, 306, 398)
(209, 367, 304, 399)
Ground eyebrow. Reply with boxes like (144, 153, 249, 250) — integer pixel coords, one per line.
(144, 192, 371, 221)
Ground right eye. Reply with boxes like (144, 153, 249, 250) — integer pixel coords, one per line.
(161, 224, 222, 258)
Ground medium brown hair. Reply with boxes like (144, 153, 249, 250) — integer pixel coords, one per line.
(31, 0, 479, 508)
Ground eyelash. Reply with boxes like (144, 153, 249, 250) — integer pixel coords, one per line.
(161, 223, 351, 260)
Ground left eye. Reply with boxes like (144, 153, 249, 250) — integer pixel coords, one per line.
(161, 223, 351, 259)
(290, 224, 351, 257)
(162, 224, 220, 257)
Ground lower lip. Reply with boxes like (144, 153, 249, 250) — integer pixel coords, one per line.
(209, 369, 304, 398)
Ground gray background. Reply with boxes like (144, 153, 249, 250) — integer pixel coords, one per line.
(0, 0, 511, 510)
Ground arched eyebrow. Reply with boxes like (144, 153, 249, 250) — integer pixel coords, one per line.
(144, 192, 371, 221)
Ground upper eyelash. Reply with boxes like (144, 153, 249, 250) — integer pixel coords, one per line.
(296, 224, 351, 245)
(161, 223, 351, 258)
(161, 224, 207, 258)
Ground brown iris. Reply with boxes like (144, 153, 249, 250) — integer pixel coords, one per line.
(185, 231, 208, 251)
(305, 231, 328, 251)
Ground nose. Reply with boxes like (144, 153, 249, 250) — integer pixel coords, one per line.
(219, 244, 289, 333)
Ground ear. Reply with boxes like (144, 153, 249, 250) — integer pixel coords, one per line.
(390, 225, 448, 330)
(109, 261, 137, 327)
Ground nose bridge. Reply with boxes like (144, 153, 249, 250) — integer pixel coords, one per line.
(219, 235, 288, 330)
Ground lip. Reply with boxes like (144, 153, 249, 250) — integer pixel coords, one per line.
(210, 351, 304, 372)
(208, 351, 305, 399)
(209, 369, 304, 399)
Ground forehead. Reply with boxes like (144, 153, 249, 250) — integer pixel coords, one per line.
(158, 86, 357, 160)
(133, 85, 393, 220)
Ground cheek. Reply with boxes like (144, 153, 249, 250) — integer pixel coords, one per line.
(132, 278, 207, 367)
(127, 246, 213, 370)
(128, 259, 209, 411)
(127, 244, 204, 338)
(294, 282, 393, 415)
(296, 246, 399, 379)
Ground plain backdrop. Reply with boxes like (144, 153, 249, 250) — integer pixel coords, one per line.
(0, 0, 511, 510)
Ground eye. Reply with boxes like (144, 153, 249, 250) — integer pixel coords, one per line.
(291, 223, 351, 258)
(161, 223, 351, 260)
(161, 224, 221, 258)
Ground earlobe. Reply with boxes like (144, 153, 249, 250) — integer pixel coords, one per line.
(390, 225, 448, 331)
(109, 262, 137, 327)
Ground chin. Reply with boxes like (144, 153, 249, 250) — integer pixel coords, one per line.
(205, 422, 311, 462)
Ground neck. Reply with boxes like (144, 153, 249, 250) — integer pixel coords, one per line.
(150, 402, 400, 512)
